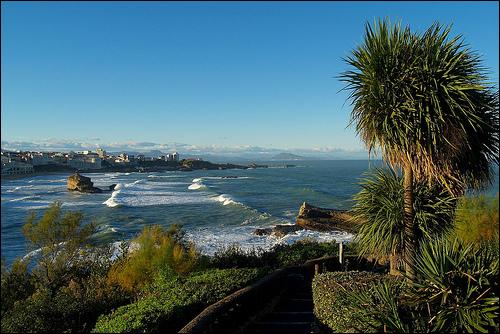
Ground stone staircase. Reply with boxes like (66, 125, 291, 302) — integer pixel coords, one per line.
(243, 274, 317, 334)
(178, 256, 381, 334)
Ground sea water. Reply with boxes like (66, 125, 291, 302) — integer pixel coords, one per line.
(1, 160, 498, 266)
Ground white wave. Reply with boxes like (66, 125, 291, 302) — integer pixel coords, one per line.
(94, 224, 120, 235)
(6, 185, 34, 193)
(103, 183, 123, 207)
(188, 183, 206, 190)
(213, 194, 241, 206)
(149, 174, 183, 178)
(8, 195, 40, 202)
(103, 181, 211, 208)
(186, 226, 354, 256)
(62, 201, 98, 207)
(196, 176, 251, 181)
(125, 179, 143, 187)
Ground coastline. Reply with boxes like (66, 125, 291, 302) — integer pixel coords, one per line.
(1, 160, 269, 181)
(1, 171, 73, 181)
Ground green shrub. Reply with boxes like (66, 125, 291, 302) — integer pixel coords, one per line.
(1, 258, 35, 318)
(209, 240, 340, 269)
(107, 225, 198, 293)
(328, 238, 499, 333)
(312, 271, 397, 333)
(452, 193, 499, 246)
(271, 240, 339, 267)
(1, 204, 131, 333)
(209, 245, 269, 269)
(93, 268, 266, 333)
(22, 201, 97, 288)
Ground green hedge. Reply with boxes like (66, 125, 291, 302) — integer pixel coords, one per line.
(92, 268, 265, 333)
(312, 271, 393, 333)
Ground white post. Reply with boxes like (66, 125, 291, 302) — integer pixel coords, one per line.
(339, 242, 344, 264)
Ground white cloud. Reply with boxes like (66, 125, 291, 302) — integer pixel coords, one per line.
(1, 139, 371, 159)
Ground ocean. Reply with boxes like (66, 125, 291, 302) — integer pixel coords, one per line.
(1, 160, 498, 266)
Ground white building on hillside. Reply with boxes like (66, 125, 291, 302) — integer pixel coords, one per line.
(68, 156, 102, 170)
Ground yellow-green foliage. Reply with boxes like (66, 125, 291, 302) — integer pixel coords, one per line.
(107, 225, 198, 293)
(453, 193, 499, 245)
(21, 201, 95, 287)
(94, 268, 266, 333)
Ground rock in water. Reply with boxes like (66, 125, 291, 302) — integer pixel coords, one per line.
(253, 224, 304, 238)
(296, 202, 356, 233)
(67, 173, 103, 193)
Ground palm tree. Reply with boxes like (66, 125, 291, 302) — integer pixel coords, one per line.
(340, 19, 499, 279)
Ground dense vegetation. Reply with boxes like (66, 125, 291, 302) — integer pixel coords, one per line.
(451, 193, 499, 246)
(0, 202, 344, 333)
(314, 238, 498, 333)
(351, 168, 457, 273)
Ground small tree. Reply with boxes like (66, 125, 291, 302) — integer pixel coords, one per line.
(22, 201, 96, 289)
(107, 225, 198, 293)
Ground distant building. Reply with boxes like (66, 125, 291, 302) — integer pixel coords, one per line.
(30, 152, 55, 166)
(172, 152, 179, 162)
(137, 154, 145, 161)
(96, 148, 106, 159)
(68, 156, 102, 170)
(1, 161, 34, 175)
(1, 155, 11, 164)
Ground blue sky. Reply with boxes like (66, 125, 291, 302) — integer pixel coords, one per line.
(1, 1, 499, 156)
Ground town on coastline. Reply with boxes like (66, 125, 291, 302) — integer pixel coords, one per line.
(0, 148, 268, 177)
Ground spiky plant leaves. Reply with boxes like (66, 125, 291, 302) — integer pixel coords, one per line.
(407, 239, 499, 332)
(341, 18, 498, 194)
(351, 168, 456, 266)
(341, 18, 498, 277)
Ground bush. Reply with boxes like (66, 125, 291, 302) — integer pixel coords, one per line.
(1, 203, 131, 333)
(93, 268, 266, 333)
(312, 271, 397, 333)
(452, 193, 499, 246)
(22, 201, 97, 288)
(271, 240, 340, 267)
(107, 225, 198, 293)
(209, 240, 340, 269)
(1, 258, 35, 317)
(324, 238, 499, 333)
(1, 258, 131, 333)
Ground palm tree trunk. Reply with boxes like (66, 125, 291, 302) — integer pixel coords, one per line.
(403, 164, 416, 280)
(389, 250, 400, 276)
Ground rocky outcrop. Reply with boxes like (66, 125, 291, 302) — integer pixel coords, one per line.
(254, 224, 304, 238)
(253, 203, 357, 238)
(67, 173, 103, 193)
(296, 202, 356, 233)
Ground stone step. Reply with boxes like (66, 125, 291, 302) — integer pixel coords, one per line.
(275, 299, 314, 312)
(250, 321, 312, 334)
(261, 311, 315, 322)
